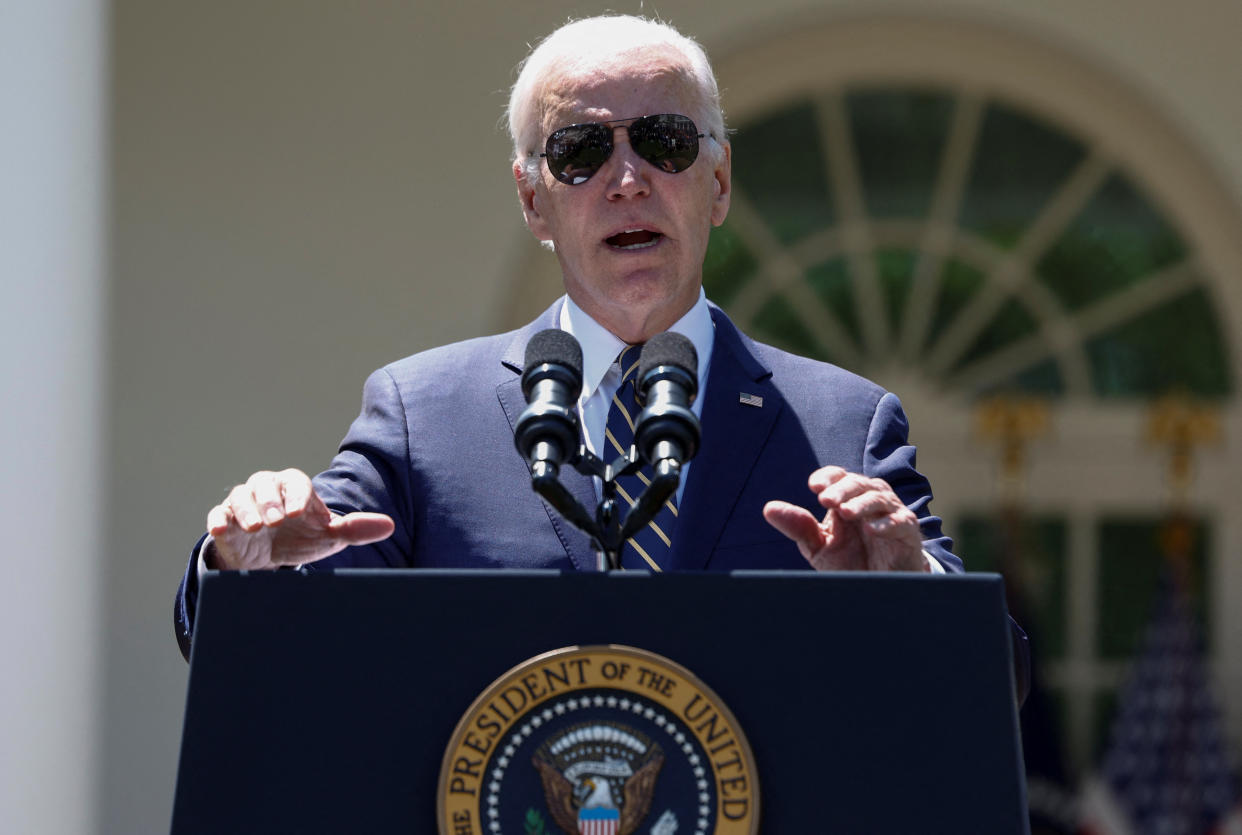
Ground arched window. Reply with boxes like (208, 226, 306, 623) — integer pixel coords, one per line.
(711, 93, 1230, 399)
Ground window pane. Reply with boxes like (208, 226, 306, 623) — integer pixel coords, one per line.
(1037, 174, 1188, 311)
(753, 293, 824, 360)
(952, 297, 1039, 373)
(703, 221, 758, 308)
(1096, 517, 1210, 660)
(849, 90, 952, 218)
(1086, 286, 1233, 397)
(731, 103, 835, 245)
(958, 514, 1068, 659)
(926, 257, 984, 351)
(806, 257, 861, 352)
(875, 247, 917, 333)
(959, 104, 1086, 250)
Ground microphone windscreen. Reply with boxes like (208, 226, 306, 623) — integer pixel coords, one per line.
(638, 332, 698, 381)
(524, 329, 583, 378)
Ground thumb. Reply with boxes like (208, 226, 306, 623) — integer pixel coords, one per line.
(328, 512, 396, 545)
(762, 500, 824, 559)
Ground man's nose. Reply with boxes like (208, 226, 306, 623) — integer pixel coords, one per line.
(604, 126, 651, 199)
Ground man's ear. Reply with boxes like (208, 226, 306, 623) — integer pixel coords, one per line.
(514, 160, 553, 242)
(710, 141, 732, 227)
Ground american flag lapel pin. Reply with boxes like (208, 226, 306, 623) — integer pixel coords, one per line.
(739, 392, 764, 407)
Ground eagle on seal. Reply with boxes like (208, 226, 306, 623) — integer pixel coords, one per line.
(533, 749, 664, 835)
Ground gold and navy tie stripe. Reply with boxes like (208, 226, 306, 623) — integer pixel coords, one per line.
(605, 345, 679, 570)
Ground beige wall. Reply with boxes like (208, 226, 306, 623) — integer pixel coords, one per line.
(105, 1, 1242, 832)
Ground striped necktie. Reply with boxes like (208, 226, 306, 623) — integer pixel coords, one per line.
(603, 345, 679, 570)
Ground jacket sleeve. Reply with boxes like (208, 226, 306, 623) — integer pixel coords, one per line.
(863, 391, 961, 573)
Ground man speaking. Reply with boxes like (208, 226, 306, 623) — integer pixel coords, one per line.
(176, 15, 995, 678)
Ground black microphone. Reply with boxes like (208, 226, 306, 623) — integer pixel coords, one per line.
(634, 332, 701, 469)
(514, 329, 583, 475)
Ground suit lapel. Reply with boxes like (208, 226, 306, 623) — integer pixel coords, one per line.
(495, 301, 600, 572)
(667, 307, 783, 571)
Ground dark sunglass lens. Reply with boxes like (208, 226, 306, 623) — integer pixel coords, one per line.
(546, 123, 613, 184)
(629, 114, 701, 174)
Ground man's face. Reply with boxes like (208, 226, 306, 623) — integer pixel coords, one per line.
(515, 52, 732, 343)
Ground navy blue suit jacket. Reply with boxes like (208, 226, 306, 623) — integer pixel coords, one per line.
(176, 303, 979, 662)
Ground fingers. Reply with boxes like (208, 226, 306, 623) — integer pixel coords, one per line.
(861, 505, 918, 537)
(252, 468, 318, 525)
(209, 469, 316, 535)
(222, 481, 263, 532)
(329, 512, 396, 546)
(858, 505, 927, 572)
(792, 467, 928, 572)
(206, 501, 234, 537)
(251, 471, 287, 526)
(279, 468, 320, 520)
(808, 465, 848, 493)
(813, 470, 900, 520)
(838, 488, 906, 522)
(762, 500, 826, 560)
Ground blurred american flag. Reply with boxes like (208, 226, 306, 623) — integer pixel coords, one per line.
(1081, 577, 1241, 835)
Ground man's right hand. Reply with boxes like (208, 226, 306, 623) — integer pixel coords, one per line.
(205, 469, 396, 570)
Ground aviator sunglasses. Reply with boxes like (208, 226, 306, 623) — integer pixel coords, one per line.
(539, 113, 707, 185)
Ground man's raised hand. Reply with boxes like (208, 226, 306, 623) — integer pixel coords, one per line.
(205, 469, 395, 570)
(762, 465, 928, 573)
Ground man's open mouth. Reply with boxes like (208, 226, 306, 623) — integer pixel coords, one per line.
(605, 229, 663, 250)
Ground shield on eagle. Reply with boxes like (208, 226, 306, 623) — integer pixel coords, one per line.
(577, 804, 620, 835)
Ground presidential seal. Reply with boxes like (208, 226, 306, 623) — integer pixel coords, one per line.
(438, 645, 759, 835)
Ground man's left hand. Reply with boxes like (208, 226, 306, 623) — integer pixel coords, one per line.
(763, 466, 929, 572)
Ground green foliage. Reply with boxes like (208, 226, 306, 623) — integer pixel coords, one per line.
(524, 808, 549, 835)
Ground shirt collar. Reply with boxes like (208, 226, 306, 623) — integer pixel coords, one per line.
(558, 289, 715, 399)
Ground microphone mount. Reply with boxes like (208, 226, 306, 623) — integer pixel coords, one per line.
(517, 332, 699, 571)
(537, 443, 682, 571)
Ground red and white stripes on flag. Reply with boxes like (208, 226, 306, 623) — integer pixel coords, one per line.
(578, 809, 619, 835)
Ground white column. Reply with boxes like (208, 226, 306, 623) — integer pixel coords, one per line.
(0, 1, 105, 832)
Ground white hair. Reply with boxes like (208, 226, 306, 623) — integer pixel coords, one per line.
(507, 15, 727, 183)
